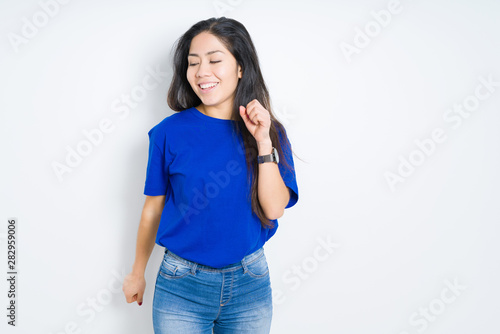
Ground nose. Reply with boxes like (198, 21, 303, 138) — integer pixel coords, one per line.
(196, 60, 211, 77)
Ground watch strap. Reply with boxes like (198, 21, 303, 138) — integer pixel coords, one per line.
(258, 147, 278, 164)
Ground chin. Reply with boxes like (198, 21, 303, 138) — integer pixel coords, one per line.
(200, 99, 219, 106)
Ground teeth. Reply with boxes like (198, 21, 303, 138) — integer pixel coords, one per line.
(200, 82, 218, 89)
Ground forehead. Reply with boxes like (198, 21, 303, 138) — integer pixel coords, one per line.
(188, 32, 228, 56)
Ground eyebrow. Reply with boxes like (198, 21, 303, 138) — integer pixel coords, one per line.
(188, 50, 225, 57)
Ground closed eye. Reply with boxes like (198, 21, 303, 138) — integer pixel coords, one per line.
(189, 61, 221, 66)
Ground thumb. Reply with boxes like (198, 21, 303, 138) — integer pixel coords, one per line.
(137, 293, 144, 306)
(239, 105, 249, 124)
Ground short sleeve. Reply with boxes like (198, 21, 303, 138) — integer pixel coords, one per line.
(143, 125, 171, 196)
(277, 126, 299, 209)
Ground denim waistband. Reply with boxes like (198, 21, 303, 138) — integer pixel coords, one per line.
(164, 246, 265, 273)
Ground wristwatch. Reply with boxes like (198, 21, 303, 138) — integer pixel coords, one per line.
(258, 147, 279, 164)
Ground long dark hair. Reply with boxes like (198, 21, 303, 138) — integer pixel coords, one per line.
(167, 17, 295, 229)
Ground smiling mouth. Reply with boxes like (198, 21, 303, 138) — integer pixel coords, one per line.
(199, 82, 219, 91)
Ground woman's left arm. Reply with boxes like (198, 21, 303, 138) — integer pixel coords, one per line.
(239, 99, 290, 220)
(256, 140, 290, 220)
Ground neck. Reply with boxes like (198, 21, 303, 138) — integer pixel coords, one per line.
(197, 100, 233, 120)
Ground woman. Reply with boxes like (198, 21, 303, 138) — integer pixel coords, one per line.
(122, 17, 299, 333)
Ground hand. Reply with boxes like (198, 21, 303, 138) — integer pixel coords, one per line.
(239, 99, 271, 144)
(122, 272, 146, 306)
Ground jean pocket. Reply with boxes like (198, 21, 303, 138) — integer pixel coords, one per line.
(159, 254, 192, 279)
(245, 253, 269, 278)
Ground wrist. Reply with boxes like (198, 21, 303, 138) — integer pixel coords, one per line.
(132, 263, 146, 276)
(257, 140, 273, 155)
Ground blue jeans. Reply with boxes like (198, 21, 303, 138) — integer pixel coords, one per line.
(152, 246, 273, 333)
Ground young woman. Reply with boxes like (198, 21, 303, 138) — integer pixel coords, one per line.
(122, 17, 299, 333)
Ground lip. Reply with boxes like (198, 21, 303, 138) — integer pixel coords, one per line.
(198, 82, 219, 93)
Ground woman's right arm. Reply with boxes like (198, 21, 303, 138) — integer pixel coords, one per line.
(122, 195, 166, 306)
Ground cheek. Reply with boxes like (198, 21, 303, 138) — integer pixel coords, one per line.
(186, 71, 196, 86)
(217, 68, 237, 84)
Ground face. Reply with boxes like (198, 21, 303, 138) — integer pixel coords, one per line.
(186, 31, 242, 110)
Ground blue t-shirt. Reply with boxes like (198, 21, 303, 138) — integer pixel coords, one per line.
(143, 106, 299, 268)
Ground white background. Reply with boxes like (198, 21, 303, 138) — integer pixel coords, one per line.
(1, 0, 499, 333)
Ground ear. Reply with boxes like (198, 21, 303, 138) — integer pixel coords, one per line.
(238, 65, 242, 79)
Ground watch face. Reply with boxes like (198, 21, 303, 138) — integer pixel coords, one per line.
(258, 147, 279, 164)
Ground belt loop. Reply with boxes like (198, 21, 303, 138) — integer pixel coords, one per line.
(191, 262, 197, 275)
(241, 255, 248, 274)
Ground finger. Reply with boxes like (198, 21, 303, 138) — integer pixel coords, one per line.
(245, 101, 256, 115)
(239, 105, 247, 122)
(250, 109, 262, 125)
(125, 294, 136, 303)
(240, 106, 255, 133)
(246, 106, 258, 125)
(250, 114, 258, 125)
(249, 112, 258, 125)
(240, 106, 252, 124)
(252, 99, 261, 109)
